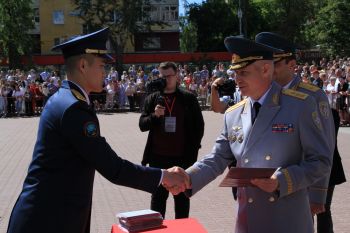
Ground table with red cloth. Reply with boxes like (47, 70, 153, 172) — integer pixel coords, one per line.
(111, 218, 208, 233)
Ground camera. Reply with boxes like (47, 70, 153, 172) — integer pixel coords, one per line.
(218, 79, 236, 98)
(146, 78, 167, 94)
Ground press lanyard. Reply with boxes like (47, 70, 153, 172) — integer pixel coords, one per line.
(164, 97, 176, 116)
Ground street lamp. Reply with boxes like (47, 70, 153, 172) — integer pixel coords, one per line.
(225, 0, 243, 37)
(237, 0, 243, 37)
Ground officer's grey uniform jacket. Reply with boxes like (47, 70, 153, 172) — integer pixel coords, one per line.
(186, 81, 333, 233)
(289, 77, 335, 204)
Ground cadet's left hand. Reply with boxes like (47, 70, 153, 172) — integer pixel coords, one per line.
(251, 177, 279, 193)
(310, 203, 325, 215)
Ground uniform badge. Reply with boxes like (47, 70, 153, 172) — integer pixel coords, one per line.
(319, 101, 330, 119)
(232, 126, 242, 132)
(272, 123, 294, 133)
(238, 134, 244, 143)
(84, 122, 98, 137)
(312, 111, 323, 131)
(228, 135, 237, 142)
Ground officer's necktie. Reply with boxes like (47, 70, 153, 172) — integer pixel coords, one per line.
(252, 102, 261, 124)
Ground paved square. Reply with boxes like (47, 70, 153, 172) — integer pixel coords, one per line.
(0, 111, 349, 233)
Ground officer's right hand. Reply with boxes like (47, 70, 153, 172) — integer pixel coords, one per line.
(212, 77, 224, 89)
(154, 105, 165, 117)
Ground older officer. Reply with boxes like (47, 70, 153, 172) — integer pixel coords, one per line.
(174, 37, 333, 233)
(6, 28, 189, 233)
(255, 32, 335, 215)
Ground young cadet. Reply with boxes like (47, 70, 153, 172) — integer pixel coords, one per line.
(6, 28, 189, 233)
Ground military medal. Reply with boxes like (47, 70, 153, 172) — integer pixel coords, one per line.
(272, 123, 294, 133)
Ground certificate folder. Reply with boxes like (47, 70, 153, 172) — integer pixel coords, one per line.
(219, 167, 277, 187)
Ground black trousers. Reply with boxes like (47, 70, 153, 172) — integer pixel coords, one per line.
(316, 186, 335, 233)
(149, 155, 190, 219)
(127, 96, 135, 111)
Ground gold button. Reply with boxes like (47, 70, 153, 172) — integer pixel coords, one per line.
(265, 155, 271, 161)
(269, 196, 275, 202)
(244, 158, 249, 163)
(248, 198, 254, 203)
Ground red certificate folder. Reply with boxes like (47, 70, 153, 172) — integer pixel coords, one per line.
(111, 218, 207, 233)
(219, 167, 277, 187)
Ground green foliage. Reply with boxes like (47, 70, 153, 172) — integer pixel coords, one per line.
(187, 0, 350, 54)
(73, 0, 164, 70)
(305, 0, 350, 56)
(0, 0, 35, 68)
(252, 0, 315, 45)
(188, 0, 239, 52)
(179, 17, 198, 52)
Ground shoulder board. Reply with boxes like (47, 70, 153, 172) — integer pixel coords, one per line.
(282, 89, 309, 100)
(298, 82, 320, 92)
(225, 99, 247, 113)
(71, 89, 86, 102)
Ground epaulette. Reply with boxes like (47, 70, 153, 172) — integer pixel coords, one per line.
(225, 99, 247, 113)
(282, 89, 308, 100)
(297, 82, 320, 92)
(71, 89, 86, 102)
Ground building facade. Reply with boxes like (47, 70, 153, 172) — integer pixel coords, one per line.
(38, 0, 180, 55)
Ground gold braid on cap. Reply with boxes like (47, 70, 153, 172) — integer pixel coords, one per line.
(273, 52, 293, 62)
(232, 54, 264, 64)
(85, 49, 108, 54)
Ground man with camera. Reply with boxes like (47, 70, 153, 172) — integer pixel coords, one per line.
(211, 72, 237, 113)
(139, 61, 204, 219)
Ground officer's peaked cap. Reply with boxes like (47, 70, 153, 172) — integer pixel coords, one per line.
(224, 36, 282, 70)
(255, 32, 297, 61)
(51, 27, 113, 61)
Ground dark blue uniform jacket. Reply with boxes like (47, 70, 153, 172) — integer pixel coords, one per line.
(7, 80, 161, 233)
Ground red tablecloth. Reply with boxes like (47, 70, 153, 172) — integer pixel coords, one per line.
(111, 218, 208, 233)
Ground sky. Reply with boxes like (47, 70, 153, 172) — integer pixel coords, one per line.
(179, 0, 204, 16)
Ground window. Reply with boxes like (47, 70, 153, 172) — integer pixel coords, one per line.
(53, 10, 64, 24)
(143, 37, 161, 49)
(33, 8, 40, 24)
(82, 24, 89, 34)
(149, 6, 160, 21)
(161, 5, 178, 21)
(142, 5, 160, 21)
(54, 38, 60, 46)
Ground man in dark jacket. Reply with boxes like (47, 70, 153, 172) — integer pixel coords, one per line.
(139, 61, 204, 219)
(316, 109, 346, 233)
(6, 29, 189, 233)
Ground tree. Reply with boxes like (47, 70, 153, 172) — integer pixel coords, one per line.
(187, 0, 268, 52)
(0, 0, 34, 69)
(179, 16, 198, 52)
(253, 0, 314, 46)
(188, 0, 239, 52)
(305, 0, 350, 56)
(73, 0, 164, 72)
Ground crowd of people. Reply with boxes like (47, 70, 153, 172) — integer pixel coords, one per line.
(1, 57, 350, 125)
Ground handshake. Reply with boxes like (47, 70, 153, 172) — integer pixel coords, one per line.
(161, 166, 191, 195)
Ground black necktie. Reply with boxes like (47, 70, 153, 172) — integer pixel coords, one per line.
(252, 102, 261, 124)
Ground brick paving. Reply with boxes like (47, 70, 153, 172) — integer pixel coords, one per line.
(0, 111, 349, 233)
